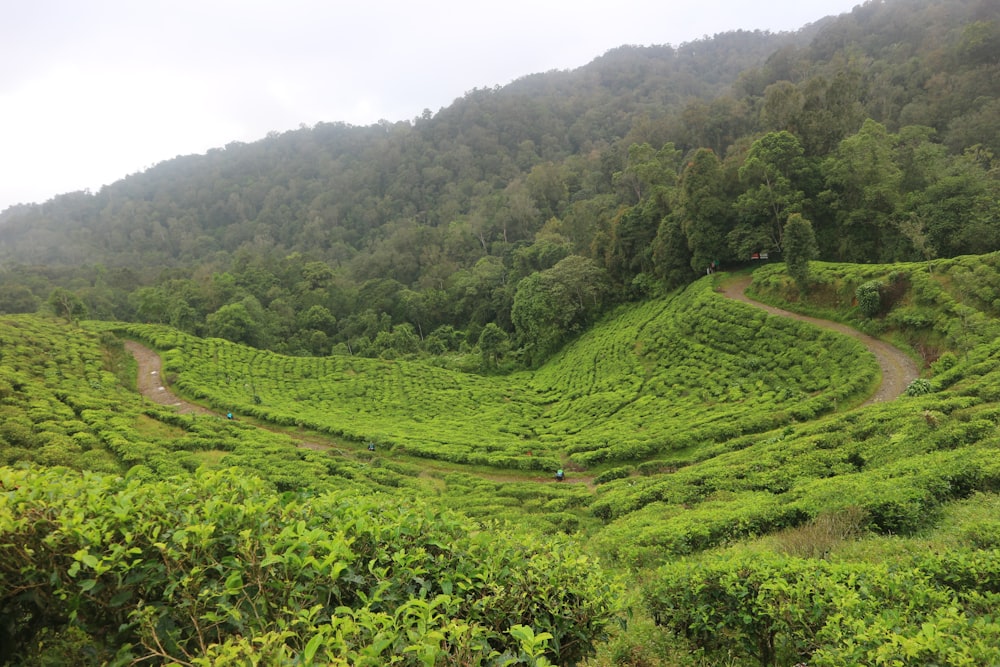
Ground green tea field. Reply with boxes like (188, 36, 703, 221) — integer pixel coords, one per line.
(5, 254, 1000, 665)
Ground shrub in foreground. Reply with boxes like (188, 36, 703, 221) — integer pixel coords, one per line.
(0, 465, 621, 666)
(643, 550, 1000, 666)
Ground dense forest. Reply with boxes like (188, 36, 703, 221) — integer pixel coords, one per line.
(1, 0, 998, 367)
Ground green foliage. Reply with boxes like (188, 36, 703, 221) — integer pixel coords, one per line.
(478, 322, 510, 367)
(782, 213, 818, 290)
(855, 279, 884, 317)
(643, 550, 1000, 667)
(512, 255, 611, 366)
(679, 148, 731, 273)
(0, 0, 998, 371)
(117, 276, 875, 470)
(12, 247, 1000, 663)
(0, 466, 622, 666)
(593, 466, 634, 486)
(905, 377, 934, 396)
(732, 131, 808, 257)
(0, 7, 1000, 665)
(46, 288, 87, 322)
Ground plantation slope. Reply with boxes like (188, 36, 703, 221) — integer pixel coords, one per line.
(126, 339, 335, 453)
(0, 315, 422, 494)
(529, 278, 879, 464)
(590, 256, 1000, 566)
(0, 466, 620, 665)
(118, 277, 879, 470)
(721, 274, 920, 405)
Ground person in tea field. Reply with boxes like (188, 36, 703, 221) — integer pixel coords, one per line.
(555, 469, 565, 481)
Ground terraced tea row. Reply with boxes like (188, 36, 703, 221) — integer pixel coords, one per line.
(121, 278, 879, 469)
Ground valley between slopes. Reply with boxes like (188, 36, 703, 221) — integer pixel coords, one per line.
(125, 276, 919, 475)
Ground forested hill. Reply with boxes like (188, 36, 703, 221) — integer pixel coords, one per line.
(0, 0, 998, 363)
(0, 29, 807, 268)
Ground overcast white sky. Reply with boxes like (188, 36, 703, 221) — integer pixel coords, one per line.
(1, 0, 861, 212)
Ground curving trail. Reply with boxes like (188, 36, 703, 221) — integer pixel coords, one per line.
(719, 275, 920, 407)
(124, 340, 592, 484)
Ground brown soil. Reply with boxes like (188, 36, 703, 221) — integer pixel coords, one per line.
(719, 276, 920, 407)
(125, 340, 213, 414)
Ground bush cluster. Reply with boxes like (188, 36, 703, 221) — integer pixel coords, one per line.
(0, 466, 621, 666)
(643, 550, 1000, 666)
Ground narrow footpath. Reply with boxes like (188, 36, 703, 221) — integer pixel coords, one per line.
(124, 339, 330, 450)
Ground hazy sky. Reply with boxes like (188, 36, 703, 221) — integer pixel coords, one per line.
(1, 0, 861, 211)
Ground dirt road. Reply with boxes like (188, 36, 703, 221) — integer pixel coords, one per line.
(719, 275, 919, 406)
(125, 340, 213, 414)
(125, 281, 919, 415)
(123, 278, 917, 470)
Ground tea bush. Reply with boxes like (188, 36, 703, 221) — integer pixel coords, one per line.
(643, 550, 1000, 666)
(0, 466, 622, 666)
(11, 253, 1000, 663)
(117, 277, 876, 470)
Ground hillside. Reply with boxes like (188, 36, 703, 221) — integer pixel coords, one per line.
(4, 253, 1000, 663)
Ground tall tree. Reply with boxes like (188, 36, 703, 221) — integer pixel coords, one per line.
(511, 255, 609, 366)
(822, 119, 902, 262)
(47, 288, 87, 322)
(678, 148, 731, 274)
(783, 213, 818, 292)
(477, 322, 510, 367)
(731, 131, 809, 257)
(652, 214, 694, 289)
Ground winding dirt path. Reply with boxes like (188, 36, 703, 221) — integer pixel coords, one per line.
(719, 275, 920, 407)
(124, 340, 591, 483)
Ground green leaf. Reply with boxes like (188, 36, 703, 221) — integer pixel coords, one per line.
(225, 571, 243, 593)
(303, 633, 323, 663)
(110, 589, 133, 607)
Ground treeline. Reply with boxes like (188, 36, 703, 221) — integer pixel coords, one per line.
(0, 0, 998, 364)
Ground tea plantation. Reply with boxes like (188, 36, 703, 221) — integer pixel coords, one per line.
(4, 254, 1000, 665)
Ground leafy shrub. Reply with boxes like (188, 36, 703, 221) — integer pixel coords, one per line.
(959, 521, 1000, 549)
(887, 305, 935, 329)
(856, 280, 884, 317)
(594, 466, 633, 485)
(905, 377, 935, 396)
(644, 550, 1000, 667)
(0, 466, 622, 666)
(932, 351, 958, 374)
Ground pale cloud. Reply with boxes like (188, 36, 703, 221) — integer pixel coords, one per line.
(0, 0, 860, 211)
